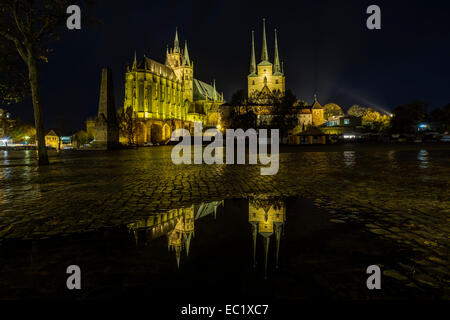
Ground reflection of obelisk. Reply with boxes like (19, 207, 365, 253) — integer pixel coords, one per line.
(91, 67, 119, 149)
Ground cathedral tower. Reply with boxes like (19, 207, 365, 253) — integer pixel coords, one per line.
(166, 29, 194, 106)
(248, 19, 285, 100)
(311, 94, 325, 126)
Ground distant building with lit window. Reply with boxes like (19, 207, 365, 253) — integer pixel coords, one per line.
(45, 130, 60, 149)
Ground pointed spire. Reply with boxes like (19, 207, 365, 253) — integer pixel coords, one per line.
(183, 41, 190, 66)
(184, 233, 192, 256)
(165, 45, 169, 65)
(213, 79, 217, 101)
(133, 229, 138, 247)
(275, 224, 282, 269)
(132, 51, 137, 70)
(312, 93, 322, 109)
(175, 246, 181, 269)
(174, 27, 180, 53)
(252, 224, 257, 268)
(249, 30, 256, 75)
(261, 18, 269, 62)
(263, 235, 270, 280)
(273, 28, 281, 73)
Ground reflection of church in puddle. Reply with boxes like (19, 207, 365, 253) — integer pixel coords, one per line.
(128, 201, 223, 268)
(127, 197, 286, 278)
(248, 196, 286, 279)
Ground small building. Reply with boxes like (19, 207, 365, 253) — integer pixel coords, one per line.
(45, 130, 60, 149)
(289, 127, 326, 145)
(60, 135, 73, 149)
(297, 108, 312, 130)
(325, 115, 361, 127)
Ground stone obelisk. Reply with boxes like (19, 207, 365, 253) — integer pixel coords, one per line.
(92, 67, 119, 150)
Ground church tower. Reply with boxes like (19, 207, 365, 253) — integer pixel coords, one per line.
(248, 196, 286, 279)
(248, 19, 285, 99)
(311, 94, 325, 126)
(166, 28, 194, 107)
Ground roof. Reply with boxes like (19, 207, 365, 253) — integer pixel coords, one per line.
(45, 129, 58, 136)
(194, 201, 222, 219)
(193, 79, 220, 101)
(258, 85, 273, 97)
(299, 108, 312, 114)
(297, 127, 326, 136)
(312, 98, 323, 109)
(144, 57, 176, 79)
(257, 60, 273, 67)
(45, 129, 75, 137)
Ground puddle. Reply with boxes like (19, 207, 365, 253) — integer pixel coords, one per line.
(0, 195, 444, 299)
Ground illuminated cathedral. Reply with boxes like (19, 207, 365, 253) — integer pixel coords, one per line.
(240, 19, 325, 130)
(247, 18, 285, 101)
(123, 29, 224, 144)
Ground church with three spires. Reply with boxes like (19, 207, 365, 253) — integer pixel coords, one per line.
(245, 19, 325, 131)
(248, 18, 285, 101)
(122, 29, 224, 144)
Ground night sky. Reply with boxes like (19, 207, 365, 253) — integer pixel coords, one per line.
(9, 0, 450, 131)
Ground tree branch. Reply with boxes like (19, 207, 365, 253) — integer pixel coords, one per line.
(0, 30, 28, 63)
(12, 0, 26, 36)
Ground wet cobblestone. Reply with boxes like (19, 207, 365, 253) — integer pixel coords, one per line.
(0, 144, 449, 292)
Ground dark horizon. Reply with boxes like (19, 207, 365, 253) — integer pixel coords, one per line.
(7, 0, 450, 132)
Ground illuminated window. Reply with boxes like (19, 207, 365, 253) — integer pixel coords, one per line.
(344, 119, 350, 125)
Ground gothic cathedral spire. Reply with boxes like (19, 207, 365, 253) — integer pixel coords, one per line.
(174, 27, 180, 53)
(261, 18, 269, 62)
(183, 40, 190, 66)
(132, 50, 137, 70)
(273, 29, 281, 74)
(165, 45, 169, 65)
(249, 30, 256, 75)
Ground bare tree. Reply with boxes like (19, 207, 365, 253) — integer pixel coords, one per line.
(0, 39, 28, 105)
(0, 1, 94, 165)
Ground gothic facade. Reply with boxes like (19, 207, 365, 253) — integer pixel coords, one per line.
(123, 29, 224, 144)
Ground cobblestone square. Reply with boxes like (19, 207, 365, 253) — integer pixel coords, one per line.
(0, 144, 449, 298)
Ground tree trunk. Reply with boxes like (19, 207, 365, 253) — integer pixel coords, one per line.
(27, 49, 49, 165)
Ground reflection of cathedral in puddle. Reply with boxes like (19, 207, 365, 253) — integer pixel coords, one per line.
(248, 196, 286, 279)
(128, 200, 223, 268)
